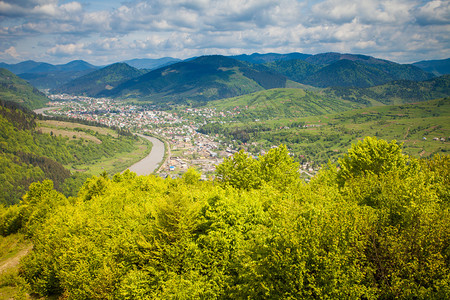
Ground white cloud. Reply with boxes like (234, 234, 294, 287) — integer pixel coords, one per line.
(415, 0, 450, 25)
(0, 0, 449, 64)
(1, 46, 20, 59)
(47, 43, 92, 56)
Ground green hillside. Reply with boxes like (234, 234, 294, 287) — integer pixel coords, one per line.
(413, 58, 450, 76)
(0, 100, 151, 205)
(325, 75, 450, 105)
(262, 59, 322, 83)
(53, 63, 146, 96)
(0, 68, 48, 109)
(203, 97, 449, 164)
(301, 59, 433, 88)
(302, 60, 390, 88)
(260, 53, 434, 88)
(206, 88, 363, 120)
(101, 55, 287, 103)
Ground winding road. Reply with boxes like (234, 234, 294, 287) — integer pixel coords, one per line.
(127, 134, 165, 175)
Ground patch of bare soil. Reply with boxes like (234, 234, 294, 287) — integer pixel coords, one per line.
(0, 245, 32, 274)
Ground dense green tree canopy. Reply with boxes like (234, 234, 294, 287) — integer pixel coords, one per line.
(0, 138, 448, 299)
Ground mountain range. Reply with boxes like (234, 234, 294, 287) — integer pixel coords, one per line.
(52, 63, 147, 96)
(99, 55, 289, 103)
(1, 52, 449, 105)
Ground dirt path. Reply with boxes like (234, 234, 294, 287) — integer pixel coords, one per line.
(0, 245, 33, 274)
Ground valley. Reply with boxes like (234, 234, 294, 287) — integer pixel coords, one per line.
(1, 51, 449, 299)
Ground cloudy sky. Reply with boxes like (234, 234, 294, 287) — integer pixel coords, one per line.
(1, 0, 449, 65)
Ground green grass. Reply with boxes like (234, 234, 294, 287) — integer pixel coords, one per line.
(71, 135, 152, 175)
(211, 97, 450, 165)
(207, 88, 363, 121)
(0, 233, 31, 299)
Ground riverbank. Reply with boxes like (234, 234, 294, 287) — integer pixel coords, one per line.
(127, 134, 165, 175)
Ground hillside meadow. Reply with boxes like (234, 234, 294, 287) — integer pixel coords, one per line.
(200, 97, 449, 165)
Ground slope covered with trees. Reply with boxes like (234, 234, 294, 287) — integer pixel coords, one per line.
(0, 100, 143, 205)
(0, 68, 48, 109)
(260, 53, 434, 88)
(53, 63, 146, 96)
(1, 139, 448, 299)
(100, 55, 287, 104)
(413, 58, 450, 76)
(326, 74, 450, 105)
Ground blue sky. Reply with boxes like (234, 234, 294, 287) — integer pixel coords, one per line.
(0, 0, 449, 65)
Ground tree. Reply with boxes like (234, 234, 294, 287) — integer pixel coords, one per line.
(337, 136, 412, 186)
(215, 150, 261, 190)
(216, 145, 300, 190)
(258, 144, 300, 190)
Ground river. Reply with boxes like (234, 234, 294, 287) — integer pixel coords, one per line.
(127, 134, 165, 175)
(33, 107, 54, 116)
(34, 108, 166, 175)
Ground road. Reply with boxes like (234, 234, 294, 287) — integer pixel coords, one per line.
(127, 134, 165, 175)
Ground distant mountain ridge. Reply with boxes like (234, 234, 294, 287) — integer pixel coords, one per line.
(122, 57, 182, 69)
(231, 52, 312, 64)
(413, 58, 450, 76)
(0, 60, 100, 90)
(261, 53, 434, 88)
(0, 60, 98, 74)
(3, 52, 446, 102)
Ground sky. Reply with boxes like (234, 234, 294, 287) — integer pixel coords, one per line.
(0, 0, 449, 65)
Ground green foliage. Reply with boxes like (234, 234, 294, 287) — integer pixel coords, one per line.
(182, 168, 201, 185)
(0, 101, 144, 205)
(5, 139, 449, 299)
(337, 137, 411, 184)
(215, 150, 261, 189)
(0, 68, 48, 109)
(53, 63, 146, 96)
(216, 145, 300, 190)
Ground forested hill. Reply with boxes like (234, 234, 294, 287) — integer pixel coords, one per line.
(52, 63, 147, 96)
(99, 55, 288, 103)
(325, 74, 450, 105)
(0, 68, 48, 109)
(413, 58, 450, 76)
(1, 139, 448, 299)
(0, 100, 142, 205)
(262, 54, 434, 88)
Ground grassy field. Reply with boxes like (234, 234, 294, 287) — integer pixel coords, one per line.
(210, 97, 449, 165)
(70, 135, 152, 175)
(0, 233, 31, 299)
(38, 120, 153, 175)
(37, 120, 118, 137)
